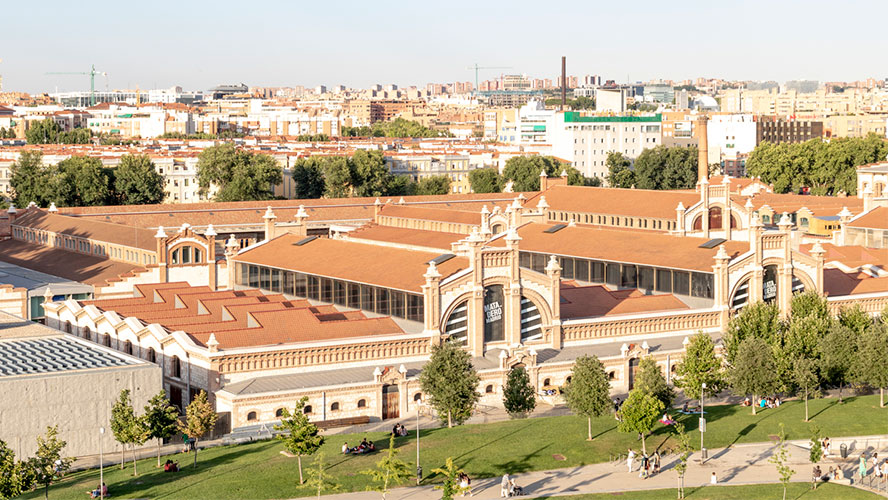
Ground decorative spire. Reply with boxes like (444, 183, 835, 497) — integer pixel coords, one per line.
(504, 227, 522, 244)
(374, 197, 381, 207)
(837, 206, 852, 218)
(545, 254, 561, 273)
(676, 201, 685, 211)
(510, 197, 522, 210)
(179, 222, 190, 233)
(715, 244, 730, 261)
(480, 205, 490, 215)
(225, 233, 238, 249)
(43, 286, 54, 303)
(398, 364, 407, 374)
(204, 224, 217, 237)
(398, 197, 406, 205)
(536, 195, 549, 210)
(27, 201, 37, 209)
(154, 226, 167, 238)
(744, 198, 754, 209)
(466, 227, 483, 243)
(560, 169, 568, 178)
(682, 336, 690, 346)
(722, 174, 732, 185)
(6, 204, 15, 214)
(206, 333, 219, 353)
(777, 212, 792, 227)
(263, 206, 276, 220)
(295, 204, 308, 219)
(539, 169, 548, 178)
(424, 261, 441, 280)
(48, 202, 58, 213)
(811, 240, 826, 256)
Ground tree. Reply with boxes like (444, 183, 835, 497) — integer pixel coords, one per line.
(274, 396, 324, 484)
(502, 155, 561, 191)
(671, 423, 692, 499)
(114, 154, 164, 205)
(605, 152, 633, 188)
(792, 357, 819, 422)
(322, 156, 355, 198)
(838, 305, 873, 337)
(673, 333, 723, 403)
(419, 342, 480, 428)
(790, 291, 830, 322)
(503, 366, 536, 418)
(563, 355, 612, 441)
(25, 119, 63, 144)
(143, 390, 180, 467)
(853, 323, 888, 407)
(469, 168, 503, 193)
(196, 143, 283, 201)
(304, 453, 340, 500)
(820, 323, 858, 403)
(632, 146, 698, 190)
(809, 425, 823, 465)
(291, 158, 326, 199)
(9, 150, 50, 206)
(361, 434, 412, 500)
(110, 389, 137, 470)
(351, 150, 392, 197)
(49, 156, 113, 207)
(781, 315, 828, 392)
(634, 357, 675, 410)
(415, 175, 451, 195)
(617, 390, 664, 455)
(769, 424, 795, 500)
(0, 439, 34, 500)
(724, 301, 781, 364)
(728, 337, 778, 415)
(28, 425, 72, 500)
(178, 390, 218, 467)
(432, 457, 467, 500)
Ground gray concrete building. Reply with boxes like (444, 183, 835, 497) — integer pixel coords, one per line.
(0, 312, 162, 459)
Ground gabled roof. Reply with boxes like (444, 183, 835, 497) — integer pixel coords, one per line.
(847, 206, 888, 230)
(560, 282, 688, 319)
(524, 185, 699, 219)
(234, 234, 468, 292)
(497, 223, 748, 272)
(377, 204, 483, 225)
(348, 224, 464, 251)
(13, 210, 156, 251)
(0, 239, 144, 287)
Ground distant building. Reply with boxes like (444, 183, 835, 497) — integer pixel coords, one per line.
(756, 117, 823, 144)
(595, 88, 630, 113)
(209, 83, 248, 100)
(643, 84, 675, 104)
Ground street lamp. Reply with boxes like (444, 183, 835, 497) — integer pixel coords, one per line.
(700, 383, 707, 462)
(415, 398, 423, 485)
(99, 427, 105, 500)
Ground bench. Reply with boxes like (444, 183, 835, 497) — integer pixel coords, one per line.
(315, 416, 371, 429)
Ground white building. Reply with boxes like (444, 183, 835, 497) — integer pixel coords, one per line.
(707, 114, 757, 161)
(547, 112, 662, 180)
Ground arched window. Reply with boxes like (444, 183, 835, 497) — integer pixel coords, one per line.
(330, 402, 340, 412)
(147, 347, 156, 363)
(247, 411, 258, 421)
(83, 326, 91, 340)
(172, 356, 182, 378)
(124, 340, 133, 355)
(357, 399, 367, 408)
(608, 371, 616, 380)
(485, 384, 494, 394)
(275, 408, 284, 418)
(303, 405, 313, 414)
(543, 378, 551, 386)
(103, 334, 111, 347)
(443, 300, 468, 346)
(520, 296, 543, 342)
(413, 393, 422, 402)
(171, 249, 180, 265)
(64, 321, 72, 334)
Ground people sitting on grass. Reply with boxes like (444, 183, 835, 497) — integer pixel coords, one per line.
(342, 442, 350, 454)
(741, 397, 751, 407)
(344, 438, 377, 454)
(658, 413, 675, 425)
(87, 483, 108, 498)
(391, 424, 408, 437)
(163, 459, 179, 472)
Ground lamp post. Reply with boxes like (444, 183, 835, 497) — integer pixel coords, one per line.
(415, 399, 423, 485)
(700, 383, 706, 462)
(99, 427, 105, 500)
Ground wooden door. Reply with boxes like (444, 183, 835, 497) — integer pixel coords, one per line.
(628, 358, 640, 390)
(382, 385, 399, 420)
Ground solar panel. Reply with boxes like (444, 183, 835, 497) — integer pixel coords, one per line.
(294, 236, 318, 246)
(544, 224, 567, 233)
(699, 238, 727, 249)
(429, 254, 456, 265)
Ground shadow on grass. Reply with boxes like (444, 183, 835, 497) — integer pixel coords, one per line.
(807, 398, 849, 422)
(451, 421, 537, 462)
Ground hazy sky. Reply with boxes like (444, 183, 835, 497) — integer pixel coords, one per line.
(3, 0, 886, 93)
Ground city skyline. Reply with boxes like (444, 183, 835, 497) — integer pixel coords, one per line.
(3, 0, 887, 93)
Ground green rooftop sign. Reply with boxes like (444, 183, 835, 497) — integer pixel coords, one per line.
(563, 112, 661, 123)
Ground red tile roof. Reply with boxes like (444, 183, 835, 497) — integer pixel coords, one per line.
(0, 239, 144, 287)
(525, 185, 700, 219)
(560, 282, 689, 319)
(848, 207, 888, 230)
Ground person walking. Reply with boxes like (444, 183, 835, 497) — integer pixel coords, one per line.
(653, 451, 661, 475)
(639, 453, 649, 479)
(626, 448, 636, 473)
(859, 454, 868, 480)
(500, 474, 510, 498)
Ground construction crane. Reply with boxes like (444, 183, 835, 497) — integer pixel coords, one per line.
(45, 64, 107, 106)
(466, 63, 512, 91)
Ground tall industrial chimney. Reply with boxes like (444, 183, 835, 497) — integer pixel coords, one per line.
(696, 115, 709, 184)
(561, 56, 566, 111)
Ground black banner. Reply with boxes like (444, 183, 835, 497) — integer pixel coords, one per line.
(483, 285, 505, 342)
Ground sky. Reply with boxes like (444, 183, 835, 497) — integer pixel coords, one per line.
(3, 0, 887, 94)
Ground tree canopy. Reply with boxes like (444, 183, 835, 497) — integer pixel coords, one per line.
(196, 143, 283, 201)
(114, 154, 164, 205)
(633, 145, 698, 190)
(419, 342, 481, 428)
(274, 396, 324, 484)
(341, 118, 449, 138)
(745, 134, 888, 195)
(502, 366, 536, 418)
(617, 390, 664, 455)
(634, 357, 675, 410)
(502, 155, 590, 191)
(605, 152, 634, 188)
(728, 336, 778, 414)
(468, 168, 503, 194)
(563, 355, 612, 441)
(673, 333, 723, 401)
(25, 119, 92, 145)
(178, 390, 218, 467)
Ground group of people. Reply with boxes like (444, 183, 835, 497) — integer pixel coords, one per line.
(741, 396, 781, 409)
(499, 474, 523, 497)
(86, 483, 108, 498)
(658, 413, 676, 426)
(391, 423, 409, 437)
(342, 438, 376, 454)
(163, 459, 179, 472)
(680, 402, 703, 415)
(626, 448, 661, 478)
(860, 452, 888, 481)
(812, 465, 847, 485)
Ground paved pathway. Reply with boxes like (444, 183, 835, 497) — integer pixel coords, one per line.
(318, 435, 888, 500)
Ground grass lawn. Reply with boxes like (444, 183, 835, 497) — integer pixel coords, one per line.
(21, 394, 888, 500)
(534, 482, 884, 499)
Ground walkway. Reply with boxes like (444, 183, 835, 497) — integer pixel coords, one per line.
(318, 435, 888, 500)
